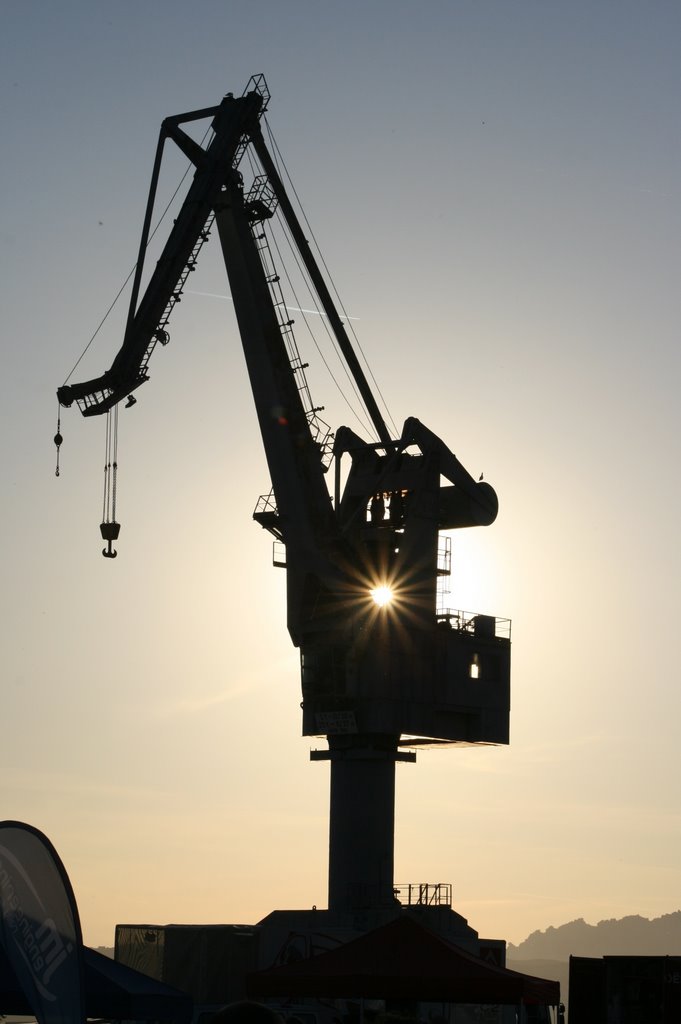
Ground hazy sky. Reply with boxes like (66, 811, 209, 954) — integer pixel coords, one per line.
(2, 1, 680, 949)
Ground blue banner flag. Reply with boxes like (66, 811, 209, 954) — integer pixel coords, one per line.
(0, 821, 84, 1024)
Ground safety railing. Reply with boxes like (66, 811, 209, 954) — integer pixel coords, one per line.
(437, 610, 512, 641)
(393, 882, 452, 907)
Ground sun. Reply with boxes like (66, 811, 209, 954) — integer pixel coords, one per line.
(370, 585, 394, 608)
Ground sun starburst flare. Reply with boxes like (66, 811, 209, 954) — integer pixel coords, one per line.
(370, 584, 394, 607)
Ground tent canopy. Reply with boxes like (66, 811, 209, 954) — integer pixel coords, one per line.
(0, 944, 193, 1022)
(248, 916, 559, 1006)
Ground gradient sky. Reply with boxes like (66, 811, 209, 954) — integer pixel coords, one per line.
(2, 1, 680, 949)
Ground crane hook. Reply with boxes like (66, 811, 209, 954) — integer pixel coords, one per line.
(54, 404, 63, 476)
(100, 520, 120, 559)
(54, 431, 63, 476)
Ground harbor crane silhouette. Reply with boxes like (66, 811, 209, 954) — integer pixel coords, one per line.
(57, 75, 511, 916)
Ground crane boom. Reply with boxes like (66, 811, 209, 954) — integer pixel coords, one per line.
(57, 89, 265, 415)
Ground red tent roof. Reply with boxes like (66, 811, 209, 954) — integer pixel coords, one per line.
(248, 916, 559, 1006)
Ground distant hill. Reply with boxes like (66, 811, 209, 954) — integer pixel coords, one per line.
(508, 911, 681, 960)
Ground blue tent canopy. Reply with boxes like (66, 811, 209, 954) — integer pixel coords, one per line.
(0, 944, 193, 1022)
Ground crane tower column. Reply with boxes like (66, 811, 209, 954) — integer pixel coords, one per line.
(312, 735, 416, 912)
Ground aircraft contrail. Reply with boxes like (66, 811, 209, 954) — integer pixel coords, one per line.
(187, 289, 360, 320)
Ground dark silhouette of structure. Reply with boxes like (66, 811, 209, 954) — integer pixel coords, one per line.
(570, 955, 681, 1023)
(58, 77, 519, 1005)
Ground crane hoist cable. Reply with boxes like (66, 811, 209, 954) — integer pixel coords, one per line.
(261, 124, 393, 437)
(269, 206, 376, 439)
(263, 117, 399, 439)
(246, 142, 382, 440)
(242, 144, 376, 439)
(100, 404, 120, 558)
